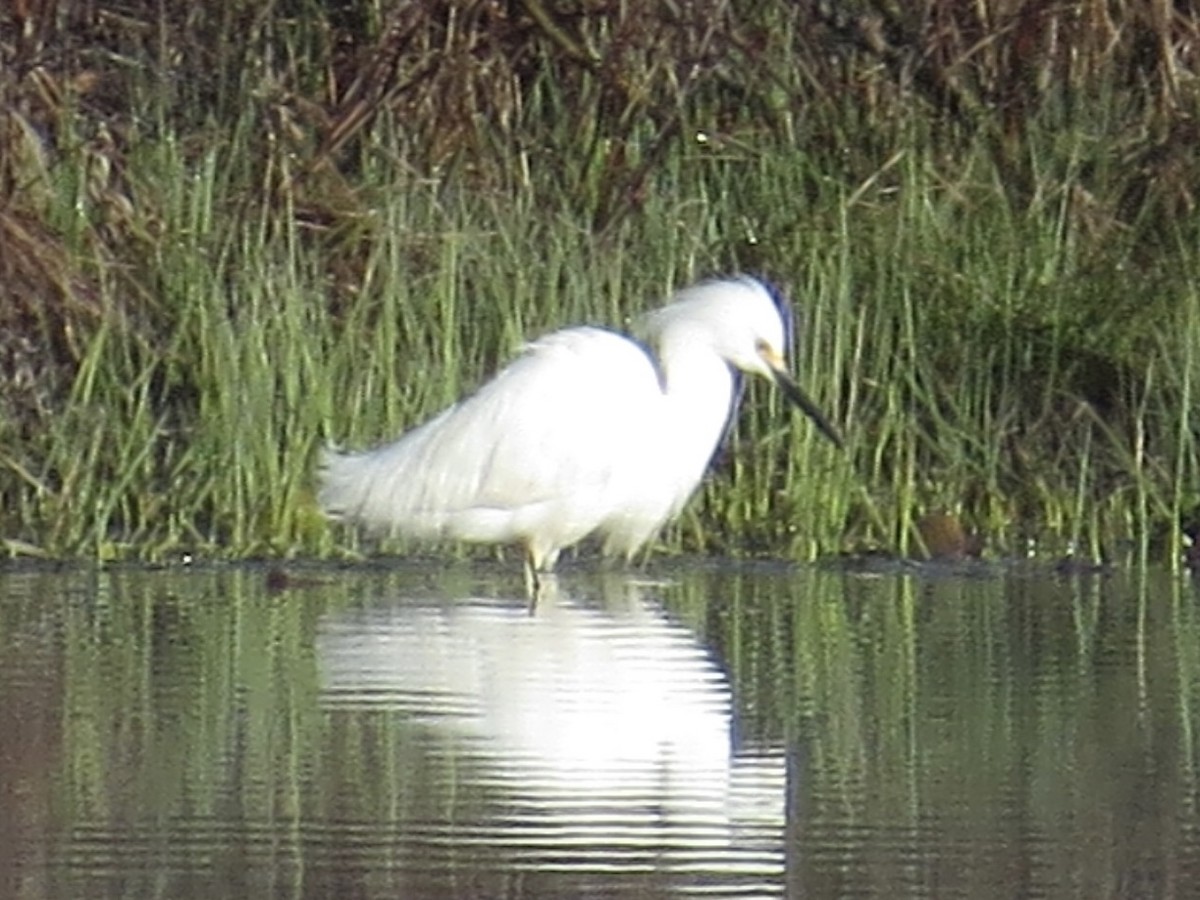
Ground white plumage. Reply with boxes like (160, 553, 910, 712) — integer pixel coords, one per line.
(318, 275, 841, 584)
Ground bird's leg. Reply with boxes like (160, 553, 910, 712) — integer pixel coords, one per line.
(530, 571, 560, 611)
(524, 551, 563, 611)
(524, 551, 540, 610)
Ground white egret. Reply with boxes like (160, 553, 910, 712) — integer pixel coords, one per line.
(318, 275, 842, 591)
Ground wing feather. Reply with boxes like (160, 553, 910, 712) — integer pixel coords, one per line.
(318, 327, 663, 547)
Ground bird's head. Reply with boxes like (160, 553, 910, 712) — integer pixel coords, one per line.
(649, 275, 844, 448)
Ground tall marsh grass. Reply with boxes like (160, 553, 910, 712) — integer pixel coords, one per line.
(1, 2, 1198, 565)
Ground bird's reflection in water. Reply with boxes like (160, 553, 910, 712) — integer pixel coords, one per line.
(316, 575, 786, 888)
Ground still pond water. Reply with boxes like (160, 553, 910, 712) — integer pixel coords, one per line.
(2, 561, 1200, 899)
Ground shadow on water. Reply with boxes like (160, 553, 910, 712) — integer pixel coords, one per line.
(2, 561, 1200, 898)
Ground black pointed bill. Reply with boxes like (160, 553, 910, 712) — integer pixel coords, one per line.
(760, 349, 844, 449)
(773, 370, 844, 449)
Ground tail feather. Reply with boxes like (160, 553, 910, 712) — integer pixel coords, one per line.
(316, 426, 459, 538)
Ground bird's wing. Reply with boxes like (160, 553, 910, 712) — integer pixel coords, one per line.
(319, 326, 664, 539)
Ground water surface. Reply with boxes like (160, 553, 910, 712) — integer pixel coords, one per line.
(2, 561, 1198, 898)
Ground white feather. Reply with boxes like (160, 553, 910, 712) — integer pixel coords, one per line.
(317, 275, 826, 574)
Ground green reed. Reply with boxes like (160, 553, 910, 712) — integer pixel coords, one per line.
(3, 81, 1198, 564)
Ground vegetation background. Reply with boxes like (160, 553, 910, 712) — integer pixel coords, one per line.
(1, 0, 1198, 565)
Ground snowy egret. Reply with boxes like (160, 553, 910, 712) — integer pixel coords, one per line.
(318, 275, 842, 591)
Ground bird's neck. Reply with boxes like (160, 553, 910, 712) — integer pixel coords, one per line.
(655, 335, 738, 455)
